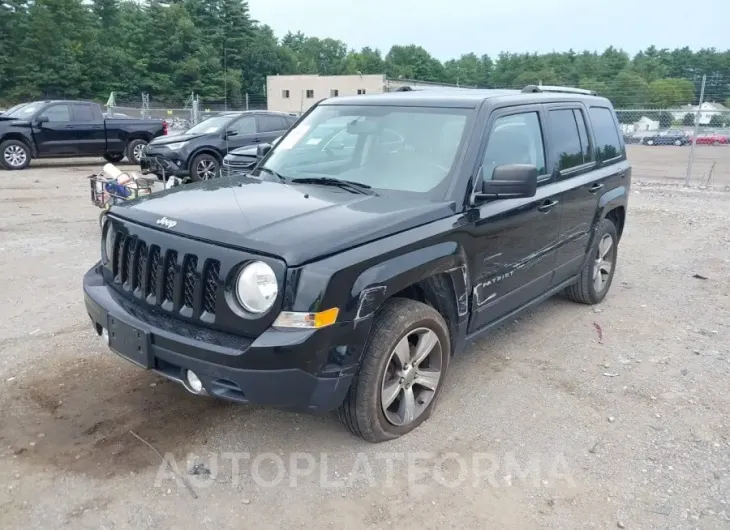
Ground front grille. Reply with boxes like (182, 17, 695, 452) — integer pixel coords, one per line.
(182, 255, 198, 308)
(163, 251, 177, 304)
(104, 217, 281, 333)
(203, 261, 220, 314)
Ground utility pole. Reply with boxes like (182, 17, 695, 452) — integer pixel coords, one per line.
(685, 74, 706, 186)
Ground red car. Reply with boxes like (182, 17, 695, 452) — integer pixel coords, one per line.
(695, 132, 729, 145)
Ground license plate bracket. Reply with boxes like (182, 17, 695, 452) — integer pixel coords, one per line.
(107, 316, 151, 368)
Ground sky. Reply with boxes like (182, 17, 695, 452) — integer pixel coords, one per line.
(248, 0, 730, 61)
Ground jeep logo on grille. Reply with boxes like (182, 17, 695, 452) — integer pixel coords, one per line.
(156, 217, 177, 229)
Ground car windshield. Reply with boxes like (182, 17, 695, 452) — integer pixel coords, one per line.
(185, 116, 233, 135)
(7, 102, 42, 118)
(261, 105, 471, 199)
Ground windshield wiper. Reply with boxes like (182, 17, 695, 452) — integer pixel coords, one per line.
(255, 166, 286, 182)
(290, 177, 373, 195)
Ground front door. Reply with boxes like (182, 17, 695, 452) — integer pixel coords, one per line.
(32, 103, 76, 156)
(467, 107, 563, 332)
(222, 115, 258, 153)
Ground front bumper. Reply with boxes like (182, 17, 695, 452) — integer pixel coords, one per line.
(83, 265, 362, 412)
(140, 152, 188, 177)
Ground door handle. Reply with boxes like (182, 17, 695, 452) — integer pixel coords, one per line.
(589, 183, 604, 193)
(537, 199, 559, 212)
(253, 137, 262, 142)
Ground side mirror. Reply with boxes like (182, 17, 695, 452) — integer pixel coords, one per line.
(35, 116, 49, 125)
(256, 143, 272, 157)
(476, 164, 538, 200)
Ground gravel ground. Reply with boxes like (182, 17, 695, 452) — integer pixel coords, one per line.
(1, 154, 730, 529)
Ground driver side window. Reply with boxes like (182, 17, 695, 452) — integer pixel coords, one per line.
(39, 104, 71, 122)
(482, 112, 546, 180)
(228, 116, 256, 135)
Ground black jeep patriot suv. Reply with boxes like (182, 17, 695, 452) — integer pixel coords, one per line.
(83, 85, 630, 442)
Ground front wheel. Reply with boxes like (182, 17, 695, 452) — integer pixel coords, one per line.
(563, 218, 619, 305)
(126, 139, 148, 165)
(0, 140, 31, 170)
(190, 153, 220, 181)
(338, 298, 451, 442)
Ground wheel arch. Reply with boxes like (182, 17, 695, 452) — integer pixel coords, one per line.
(187, 148, 223, 171)
(1, 133, 35, 158)
(598, 185, 628, 241)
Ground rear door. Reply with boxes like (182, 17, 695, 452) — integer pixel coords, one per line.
(222, 114, 258, 153)
(551, 104, 627, 285)
(467, 106, 563, 332)
(32, 103, 75, 156)
(69, 102, 106, 155)
(256, 114, 288, 143)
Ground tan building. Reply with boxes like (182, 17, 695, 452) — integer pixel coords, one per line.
(266, 75, 464, 113)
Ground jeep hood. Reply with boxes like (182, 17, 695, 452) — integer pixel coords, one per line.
(109, 176, 455, 265)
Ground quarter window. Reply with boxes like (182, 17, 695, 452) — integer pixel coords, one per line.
(482, 112, 546, 179)
(39, 104, 71, 122)
(548, 109, 588, 171)
(589, 106, 623, 162)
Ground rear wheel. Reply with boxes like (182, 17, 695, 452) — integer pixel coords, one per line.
(190, 153, 220, 181)
(126, 139, 148, 165)
(563, 218, 619, 305)
(103, 153, 125, 163)
(338, 298, 450, 442)
(0, 140, 31, 170)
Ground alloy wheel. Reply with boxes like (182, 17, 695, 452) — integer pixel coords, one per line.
(3, 145, 27, 168)
(381, 327, 443, 427)
(593, 233, 614, 292)
(196, 159, 218, 180)
(133, 143, 145, 161)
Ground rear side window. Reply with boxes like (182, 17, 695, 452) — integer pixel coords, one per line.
(589, 107, 623, 162)
(482, 112, 546, 179)
(72, 103, 94, 121)
(258, 115, 286, 132)
(548, 109, 592, 172)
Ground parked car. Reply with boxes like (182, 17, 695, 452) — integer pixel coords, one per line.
(0, 100, 167, 170)
(695, 131, 729, 145)
(84, 85, 630, 441)
(221, 136, 283, 177)
(140, 111, 297, 181)
(640, 129, 691, 146)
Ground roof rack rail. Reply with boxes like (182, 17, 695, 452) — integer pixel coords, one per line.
(522, 84, 597, 96)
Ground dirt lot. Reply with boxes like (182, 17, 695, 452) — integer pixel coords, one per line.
(1, 151, 730, 529)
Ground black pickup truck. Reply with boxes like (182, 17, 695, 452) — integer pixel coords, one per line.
(84, 85, 630, 442)
(0, 100, 167, 170)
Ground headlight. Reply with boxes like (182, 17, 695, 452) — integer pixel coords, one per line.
(235, 261, 278, 313)
(103, 219, 115, 264)
(164, 142, 187, 151)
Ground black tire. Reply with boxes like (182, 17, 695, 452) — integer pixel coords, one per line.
(563, 218, 619, 305)
(126, 139, 148, 165)
(0, 139, 31, 170)
(338, 297, 451, 443)
(103, 152, 125, 163)
(189, 153, 220, 182)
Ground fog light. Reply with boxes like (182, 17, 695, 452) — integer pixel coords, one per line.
(185, 370, 203, 393)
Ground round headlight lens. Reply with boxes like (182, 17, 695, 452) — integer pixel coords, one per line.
(103, 219, 115, 263)
(235, 261, 278, 314)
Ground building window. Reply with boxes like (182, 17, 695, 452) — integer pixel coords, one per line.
(282, 90, 290, 99)
(330, 89, 339, 97)
(357, 89, 366, 95)
(306, 90, 314, 99)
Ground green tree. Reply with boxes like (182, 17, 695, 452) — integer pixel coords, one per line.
(658, 111, 673, 128)
(648, 78, 695, 108)
(682, 113, 695, 126)
(385, 45, 444, 82)
(608, 70, 650, 108)
(708, 114, 723, 127)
